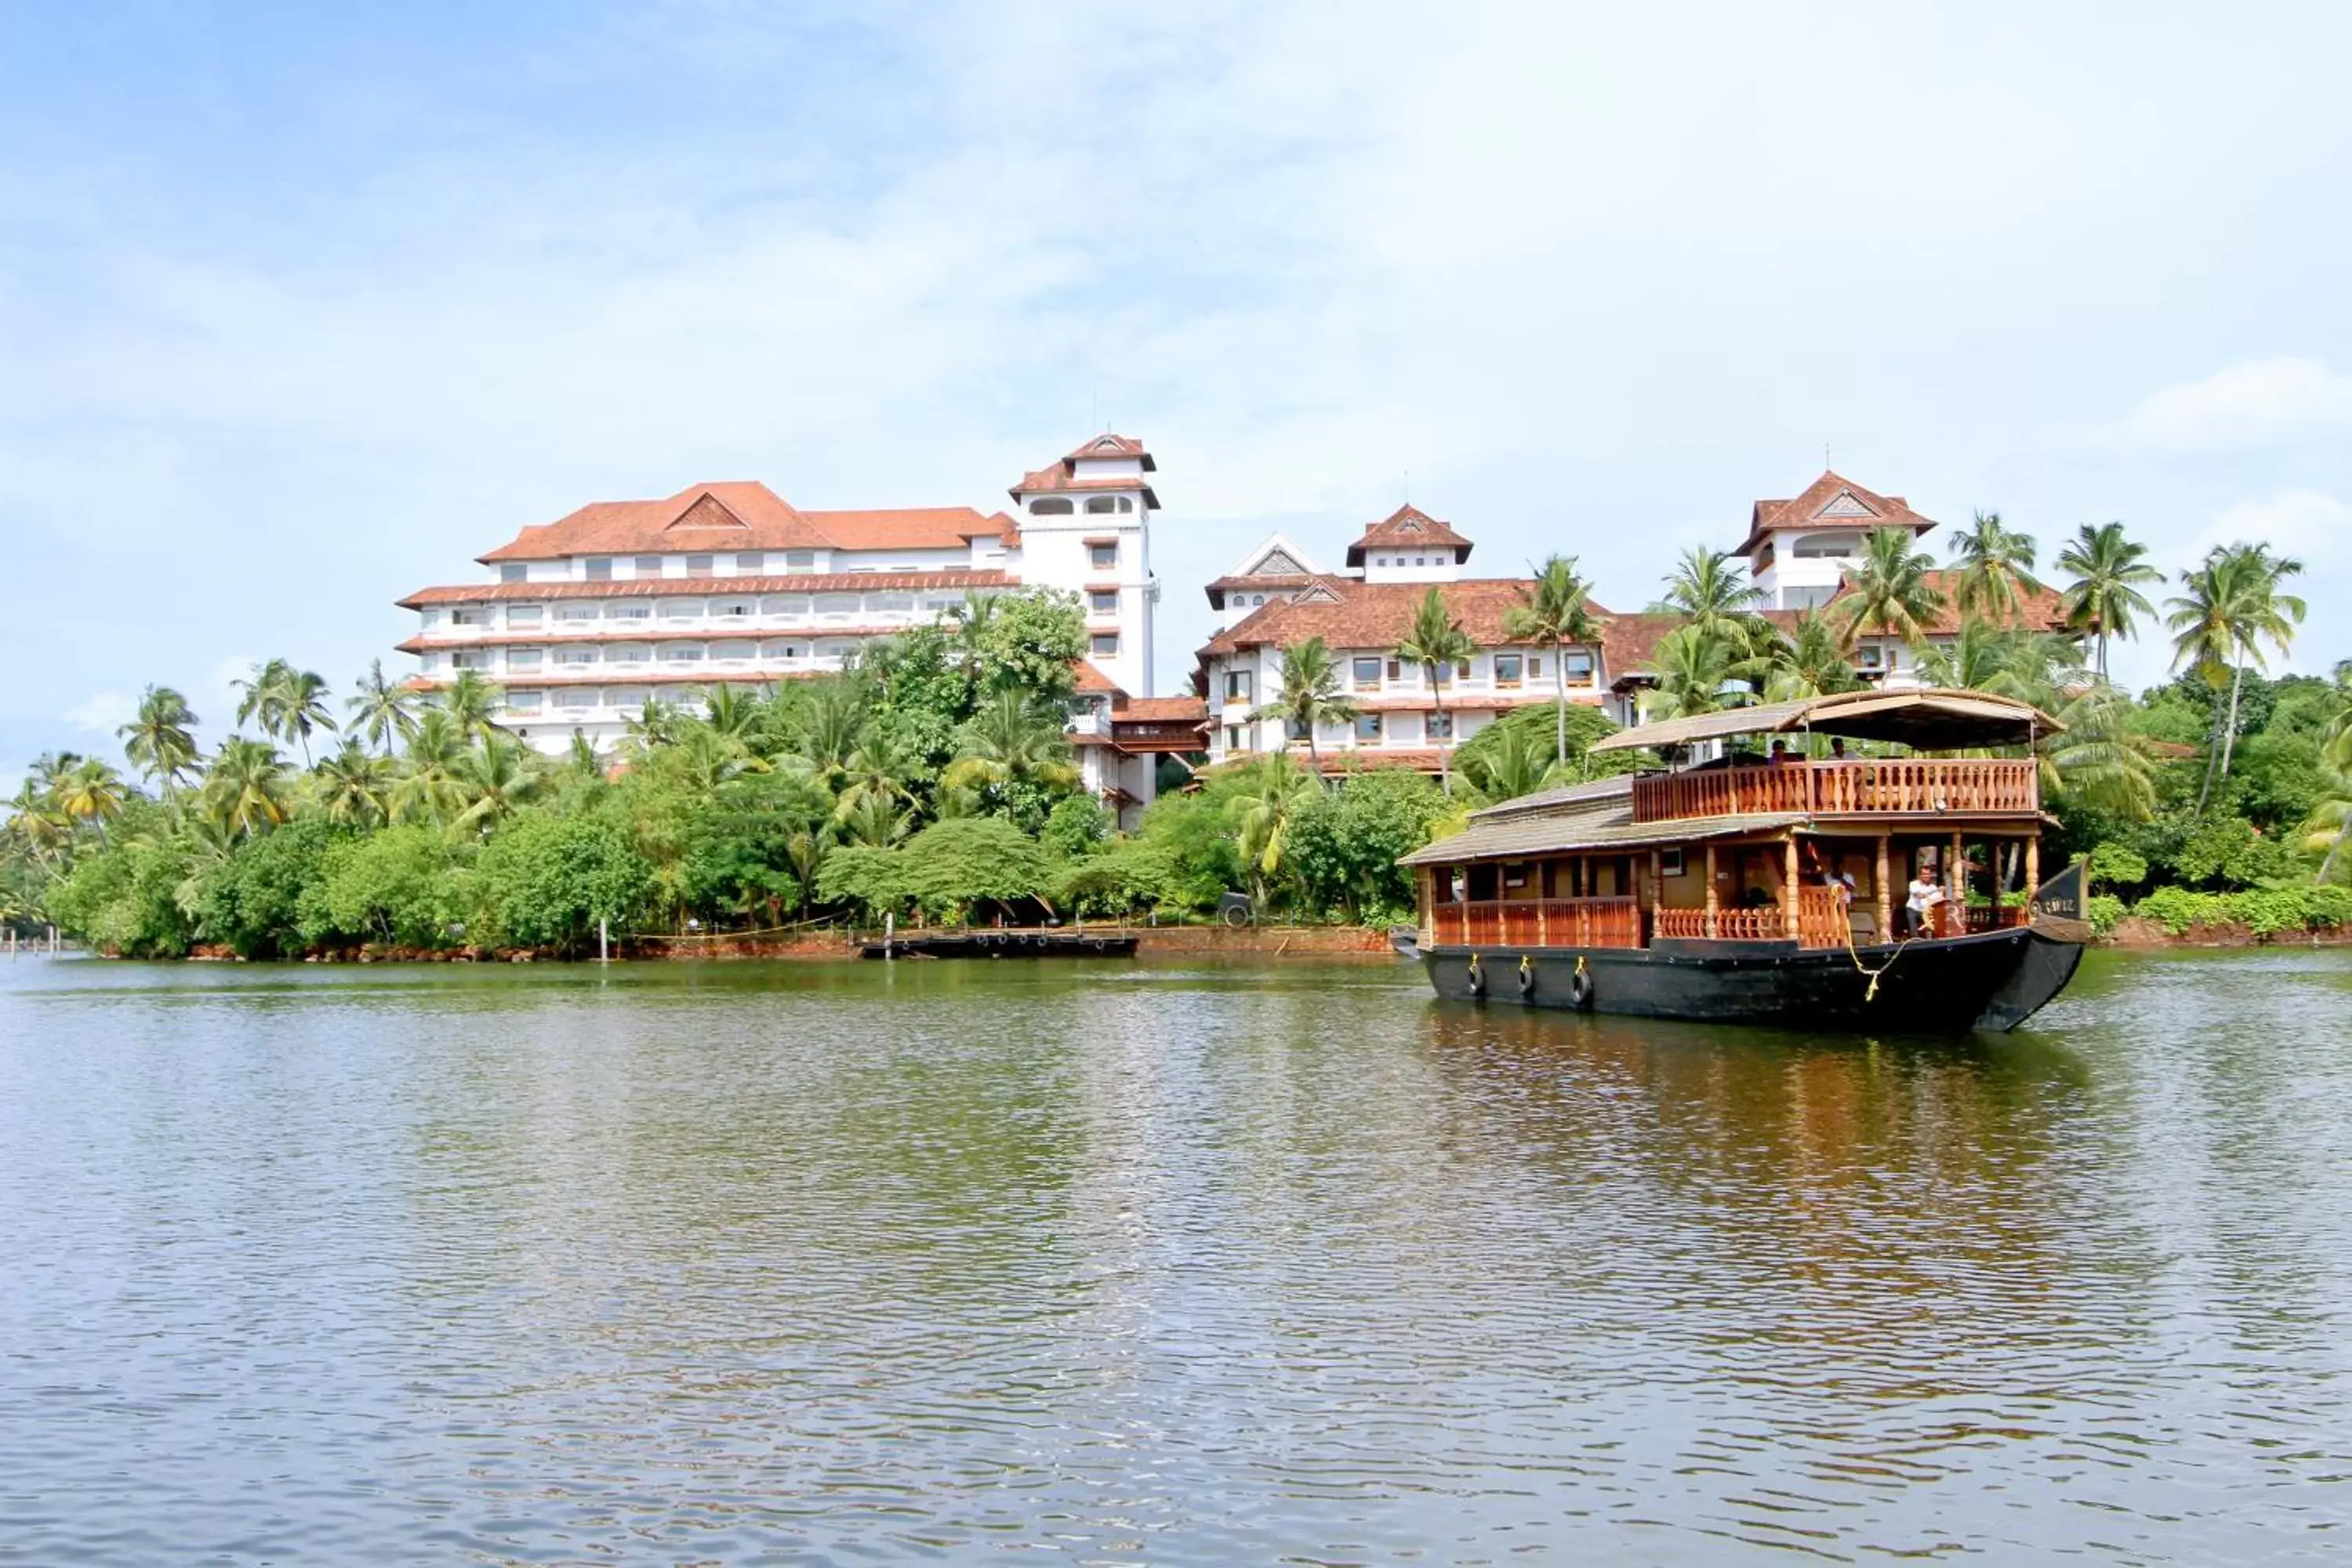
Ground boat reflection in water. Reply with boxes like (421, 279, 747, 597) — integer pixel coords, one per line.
(1399, 690, 2090, 1032)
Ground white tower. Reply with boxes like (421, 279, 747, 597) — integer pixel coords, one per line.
(1007, 434, 1160, 698)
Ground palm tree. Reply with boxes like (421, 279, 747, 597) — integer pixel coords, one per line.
(118, 685, 201, 799)
(1917, 616, 2043, 700)
(437, 670, 504, 743)
(790, 683, 866, 792)
(313, 741, 394, 828)
(1660, 546, 1766, 636)
(1640, 623, 1750, 722)
(2046, 681, 2157, 823)
(1248, 637, 1358, 786)
(701, 682, 760, 742)
(625, 695, 684, 751)
(348, 660, 420, 754)
(1947, 510, 2042, 625)
(205, 738, 290, 838)
(1224, 751, 1321, 909)
(2, 779, 72, 872)
(942, 690, 1080, 798)
(2169, 543, 2307, 810)
(564, 731, 604, 782)
(1763, 609, 1861, 706)
(2054, 521, 2161, 681)
(1502, 555, 1606, 763)
(391, 709, 470, 826)
(234, 658, 291, 736)
(1394, 587, 1476, 795)
(1459, 724, 1571, 807)
(450, 734, 545, 833)
(2302, 758, 2352, 887)
(52, 757, 126, 832)
(947, 590, 1001, 684)
(1834, 526, 1946, 652)
(837, 725, 918, 822)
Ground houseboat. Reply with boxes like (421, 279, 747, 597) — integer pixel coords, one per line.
(1397, 690, 2090, 1032)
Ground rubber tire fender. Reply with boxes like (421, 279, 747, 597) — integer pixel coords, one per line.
(1568, 959, 1595, 1010)
(1465, 953, 1486, 998)
(1516, 956, 1537, 998)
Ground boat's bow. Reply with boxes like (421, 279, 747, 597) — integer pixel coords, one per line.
(1973, 861, 2091, 1032)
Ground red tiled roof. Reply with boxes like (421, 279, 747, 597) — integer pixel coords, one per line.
(1073, 660, 1121, 694)
(477, 483, 1012, 563)
(1010, 433, 1161, 506)
(397, 570, 1016, 608)
(1824, 569, 2069, 635)
(1114, 696, 1208, 721)
(1197, 577, 1613, 658)
(1734, 470, 1936, 557)
(1345, 504, 1473, 567)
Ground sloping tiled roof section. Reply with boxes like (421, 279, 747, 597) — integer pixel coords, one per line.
(1733, 471, 1936, 557)
(1115, 696, 1210, 722)
(1010, 433, 1161, 506)
(478, 484, 1011, 562)
(1345, 504, 1473, 566)
(1073, 660, 1122, 694)
(1824, 569, 2071, 636)
(1200, 578, 1620, 659)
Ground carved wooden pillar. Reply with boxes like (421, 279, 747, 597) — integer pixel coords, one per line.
(1704, 842, 1719, 938)
(1784, 835, 1802, 941)
(2024, 834, 2041, 902)
(1875, 835, 1893, 942)
(1948, 829, 1965, 935)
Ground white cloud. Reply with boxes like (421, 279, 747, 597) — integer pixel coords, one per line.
(2119, 358, 2352, 454)
(2188, 489, 2351, 570)
(62, 691, 135, 735)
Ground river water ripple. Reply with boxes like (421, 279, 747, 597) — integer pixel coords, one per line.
(2, 950, 2349, 1563)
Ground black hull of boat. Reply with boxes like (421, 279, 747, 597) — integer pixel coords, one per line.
(1421, 926, 2083, 1033)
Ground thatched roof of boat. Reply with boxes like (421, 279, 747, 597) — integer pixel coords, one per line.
(1587, 688, 2059, 756)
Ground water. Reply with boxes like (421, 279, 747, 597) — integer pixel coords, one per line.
(2, 949, 2349, 1564)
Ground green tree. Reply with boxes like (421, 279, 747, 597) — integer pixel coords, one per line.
(1660, 546, 1766, 636)
(1248, 637, 1358, 783)
(1502, 554, 1607, 764)
(1641, 623, 1749, 722)
(299, 825, 466, 949)
(1835, 526, 1946, 651)
(2169, 542, 2307, 810)
(314, 739, 396, 828)
(1222, 751, 1322, 907)
(437, 669, 505, 743)
(941, 689, 1079, 828)
(1947, 509, 2042, 625)
(2055, 521, 2161, 681)
(348, 659, 421, 754)
(118, 685, 201, 798)
(1287, 768, 1448, 920)
(194, 818, 338, 956)
(1393, 587, 1477, 795)
(1764, 609, 1862, 705)
(205, 737, 291, 839)
(474, 811, 655, 953)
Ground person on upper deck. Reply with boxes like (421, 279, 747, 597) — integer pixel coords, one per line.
(1769, 740, 1791, 764)
(1829, 737, 1848, 760)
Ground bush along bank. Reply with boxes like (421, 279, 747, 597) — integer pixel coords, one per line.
(2089, 884, 2352, 946)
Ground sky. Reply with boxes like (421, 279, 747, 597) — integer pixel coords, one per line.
(4, 1, 2349, 792)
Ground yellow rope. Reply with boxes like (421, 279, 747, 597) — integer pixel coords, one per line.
(1842, 909, 1916, 1002)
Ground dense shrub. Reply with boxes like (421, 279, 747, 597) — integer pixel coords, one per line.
(474, 812, 655, 953)
(2131, 884, 2352, 936)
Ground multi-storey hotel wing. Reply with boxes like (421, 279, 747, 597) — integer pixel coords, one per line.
(395, 434, 1201, 823)
(1191, 471, 2070, 775)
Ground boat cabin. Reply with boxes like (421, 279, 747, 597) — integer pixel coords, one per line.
(1402, 689, 2060, 953)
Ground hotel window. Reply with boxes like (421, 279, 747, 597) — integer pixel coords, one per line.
(634, 555, 664, 577)
(686, 554, 714, 579)
(1091, 632, 1120, 657)
(1089, 590, 1118, 615)
(1455, 659, 1472, 681)
(1354, 713, 1383, 741)
(764, 595, 810, 618)
(874, 594, 915, 615)
(763, 641, 803, 661)
(784, 550, 817, 572)
(1387, 659, 1403, 681)
(1088, 543, 1117, 570)
(1352, 656, 1382, 689)
(1414, 557, 1428, 567)
(499, 563, 527, 583)
(506, 690, 543, 714)
(585, 557, 612, 581)
(451, 607, 494, 627)
(713, 641, 757, 663)
(1029, 498, 1075, 515)
(1494, 653, 1523, 688)
(714, 598, 754, 619)
(555, 688, 595, 710)
(507, 648, 543, 671)
(815, 594, 858, 619)
(1429, 712, 1454, 739)
(1527, 656, 1541, 678)
(1563, 651, 1594, 684)
(1083, 496, 1116, 514)
(1225, 725, 1254, 753)
(1224, 670, 1252, 702)
(664, 644, 706, 665)
(1793, 532, 1864, 558)
(555, 604, 600, 622)
(608, 601, 652, 621)
(736, 552, 766, 573)
(506, 605, 543, 628)
(1857, 644, 1886, 670)
(606, 645, 648, 665)
(662, 599, 704, 622)
(554, 648, 598, 666)
(453, 650, 495, 670)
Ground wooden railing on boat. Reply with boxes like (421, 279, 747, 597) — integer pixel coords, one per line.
(1631, 759, 2038, 824)
(1430, 898, 1642, 949)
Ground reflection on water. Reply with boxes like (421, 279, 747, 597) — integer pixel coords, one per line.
(2, 950, 2349, 1562)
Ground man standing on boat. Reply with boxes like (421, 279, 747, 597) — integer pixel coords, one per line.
(1904, 863, 1946, 938)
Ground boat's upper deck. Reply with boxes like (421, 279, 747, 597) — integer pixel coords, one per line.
(1632, 757, 2037, 824)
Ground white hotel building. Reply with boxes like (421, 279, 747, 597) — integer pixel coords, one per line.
(397, 434, 1203, 822)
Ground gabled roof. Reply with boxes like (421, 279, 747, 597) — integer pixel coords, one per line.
(1733, 470, 1936, 557)
(1345, 504, 1473, 567)
(1196, 577, 1620, 659)
(1011, 433, 1161, 507)
(478, 483, 1012, 562)
(1588, 688, 2061, 755)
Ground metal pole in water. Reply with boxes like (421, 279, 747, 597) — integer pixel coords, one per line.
(884, 911, 895, 960)
(598, 917, 609, 964)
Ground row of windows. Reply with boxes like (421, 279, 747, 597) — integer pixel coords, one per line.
(454, 632, 1123, 670)
(1027, 496, 1135, 516)
(441, 592, 994, 630)
(1217, 652, 1595, 704)
(1220, 713, 1459, 751)
(1369, 555, 1443, 568)
(499, 550, 829, 584)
